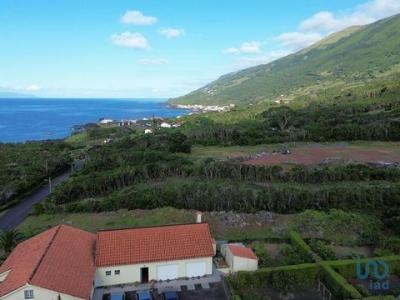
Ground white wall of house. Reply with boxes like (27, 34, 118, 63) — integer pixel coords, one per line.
(1, 284, 86, 300)
(224, 250, 258, 273)
(94, 257, 213, 287)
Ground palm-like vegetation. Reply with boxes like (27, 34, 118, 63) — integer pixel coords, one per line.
(0, 229, 22, 255)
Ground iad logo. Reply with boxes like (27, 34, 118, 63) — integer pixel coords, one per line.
(356, 259, 390, 291)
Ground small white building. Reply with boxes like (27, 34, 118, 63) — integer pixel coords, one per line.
(144, 129, 153, 134)
(100, 119, 114, 124)
(160, 122, 172, 128)
(221, 243, 258, 273)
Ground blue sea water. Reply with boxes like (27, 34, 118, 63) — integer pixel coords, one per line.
(0, 98, 189, 143)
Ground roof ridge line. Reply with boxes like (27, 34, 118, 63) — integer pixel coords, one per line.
(97, 222, 205, 232)
(28, 225, 62, 283)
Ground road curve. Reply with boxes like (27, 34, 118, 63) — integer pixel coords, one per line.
(0, 171, 70, 230)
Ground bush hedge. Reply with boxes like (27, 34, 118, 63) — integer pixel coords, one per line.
(320, 263, 362, 299)
(228, 263, 320, 295)
(327, 256, 400, 280)
(228, 232, 400, 299)
(289, 231, 316, 261)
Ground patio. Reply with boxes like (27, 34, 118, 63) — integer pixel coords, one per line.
(92, 271, 224, 300)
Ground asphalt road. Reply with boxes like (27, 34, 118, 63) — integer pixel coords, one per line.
(0, 170, 70, 230)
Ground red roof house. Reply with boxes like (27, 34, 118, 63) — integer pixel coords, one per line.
(0, 225, 96, 299)
(0, 221, 216, 298)
(96, 223, 215, 267)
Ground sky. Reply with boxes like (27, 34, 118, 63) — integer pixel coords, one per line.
(0, 0, 400, 98)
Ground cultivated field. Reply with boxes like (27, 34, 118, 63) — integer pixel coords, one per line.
(242, 142, 400, 166)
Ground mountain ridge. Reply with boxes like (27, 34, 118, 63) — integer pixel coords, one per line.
(169, 14, 400, 106)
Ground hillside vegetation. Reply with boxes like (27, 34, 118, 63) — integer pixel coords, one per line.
(170, 14, 400, 105)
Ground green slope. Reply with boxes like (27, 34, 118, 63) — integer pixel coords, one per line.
(170, 14, 400, 106)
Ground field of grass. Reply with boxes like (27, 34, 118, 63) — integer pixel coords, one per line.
(18, 207, 194, 237)
(18, 208, 382, 247)
(185, 141, 400, 162)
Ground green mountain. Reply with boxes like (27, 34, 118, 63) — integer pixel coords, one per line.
(170, 14, 400, 106)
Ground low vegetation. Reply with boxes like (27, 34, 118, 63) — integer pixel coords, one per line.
(0, 141, 71, 208)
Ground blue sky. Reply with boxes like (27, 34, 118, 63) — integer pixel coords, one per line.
(0, 0, 399, 98)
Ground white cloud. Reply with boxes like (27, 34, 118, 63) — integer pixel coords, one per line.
(300, 11, 342, 32)
(235, 50, 291, 68)
(25, 84, 41, 91)
(240, 41, 262, 53)
(300, 0, 400, 33)
(300, 11, 373, 32)
(138, 58, 169, 65)
(224, 47, 240, 54)
(159, 28, 185, 39)
(111, 32, 150, 49)
(225, 41, 262, 55)
(121, 10, 157, 25)
(357, 0, 400, 19)
(276, 32, 323, 50)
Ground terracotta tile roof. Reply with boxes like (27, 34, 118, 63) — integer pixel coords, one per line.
(0, 226, 58, 297)
(0, 225, 96, 299)
(227, 245, 258, 260)
(96, 223, 214, 267)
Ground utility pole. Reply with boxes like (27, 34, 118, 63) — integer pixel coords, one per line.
(48, 177, 52, 193)
(45, 158, 52, 193)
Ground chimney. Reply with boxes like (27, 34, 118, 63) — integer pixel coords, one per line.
(196, 211, 202, 223)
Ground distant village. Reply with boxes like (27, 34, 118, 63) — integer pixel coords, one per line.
(71, 103, 236, 136)
(174, 103, 235, 112)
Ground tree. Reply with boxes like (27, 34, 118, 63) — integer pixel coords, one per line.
(262, 106, 296, 132)
(0, 229, 22, 255)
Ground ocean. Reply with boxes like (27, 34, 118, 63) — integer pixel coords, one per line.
(0, 98, 189, 143)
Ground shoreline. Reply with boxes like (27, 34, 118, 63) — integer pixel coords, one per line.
(0, 99, 191, 144)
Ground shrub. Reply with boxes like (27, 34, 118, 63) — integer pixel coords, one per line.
(373, 248, 394, 257)
(329, 256, 400, 280)
(379, 236, 400, 255)
(271, 271, 303, 293)
(251, 242, 270, 267)
(241, 292, 271, 300)
(308, 239, 337, 260)
(355, 283, 371, 297)
(320, 263, 362, 299)
(280, 245, 312, 265)
(228, 264, 320, 296)
(289, 231, 315, 262)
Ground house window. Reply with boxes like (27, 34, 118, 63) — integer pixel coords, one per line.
(115, 270, 120, 275)
(105, 271, 112, 276)
(24, 290, 34, 299)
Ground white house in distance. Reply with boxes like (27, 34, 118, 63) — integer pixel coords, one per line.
(0, 216, 216, 300)
(160, 122, 172, 128)
(99, 119, 114, 125)
(221, 243, 258, 272)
